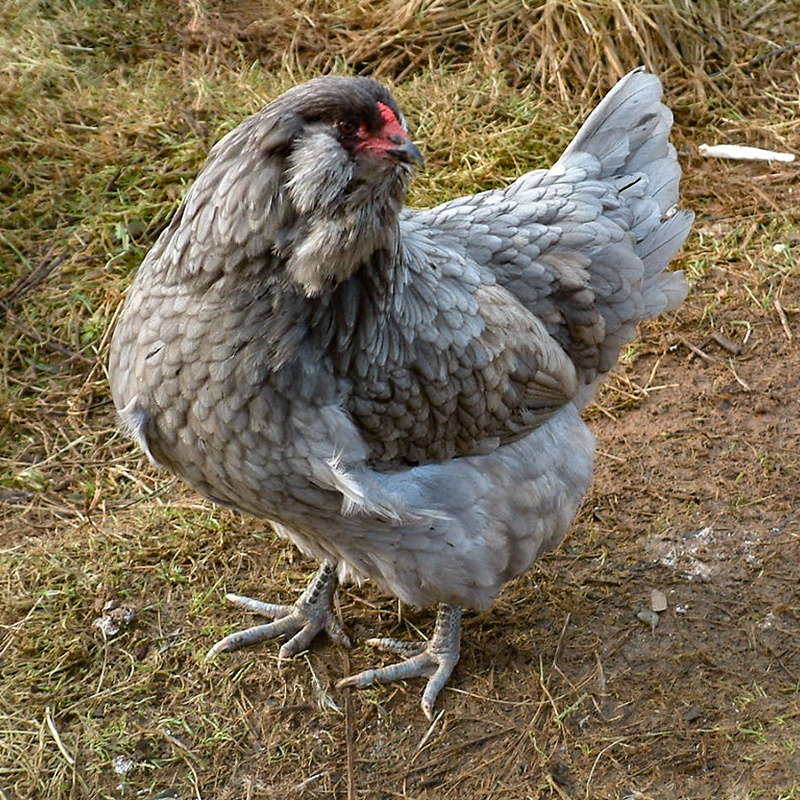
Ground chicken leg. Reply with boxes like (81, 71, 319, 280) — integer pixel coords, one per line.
(206, 561, 350, 659)
(338, 603, 462, 719)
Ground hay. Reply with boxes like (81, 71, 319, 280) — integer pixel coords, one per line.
(181, 0, 798, 103)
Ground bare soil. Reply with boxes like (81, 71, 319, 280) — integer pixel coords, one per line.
(311, 170, 800, 798)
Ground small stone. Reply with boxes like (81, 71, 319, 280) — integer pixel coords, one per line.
(112, 754, 135, 776)
(636, 609, 659, 631)
(650, 589, 668, 613)
(93, 605, 137, 638)
(683, 704, 704, 723)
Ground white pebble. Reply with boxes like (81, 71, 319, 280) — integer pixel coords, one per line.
(650, 589, 668, 613)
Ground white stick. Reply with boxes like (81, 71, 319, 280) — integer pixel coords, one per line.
(699, 143, 796, 162)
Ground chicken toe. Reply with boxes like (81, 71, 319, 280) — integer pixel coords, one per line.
(338, 604, 461, 719)
(206, 561, 349, 660)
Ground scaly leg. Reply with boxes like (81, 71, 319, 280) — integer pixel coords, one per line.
(206, 561, 349, 659)
(337, 603, 462, 719)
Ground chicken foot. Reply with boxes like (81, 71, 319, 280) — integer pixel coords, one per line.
(338, 603, 462, 719)
(206, 561, 350, 659)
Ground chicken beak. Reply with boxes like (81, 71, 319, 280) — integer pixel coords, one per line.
(388, 138, 424, 168)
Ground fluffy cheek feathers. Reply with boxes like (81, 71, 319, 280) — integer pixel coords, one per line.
(286, 132, 354, 215)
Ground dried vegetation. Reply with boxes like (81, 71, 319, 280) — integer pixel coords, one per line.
(1, 0, 799, 798)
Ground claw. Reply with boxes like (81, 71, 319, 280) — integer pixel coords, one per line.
(206, 561, 349, 660)
(337, 604, 462, 719)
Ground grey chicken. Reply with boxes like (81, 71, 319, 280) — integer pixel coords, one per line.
(109, 68, 692, 718)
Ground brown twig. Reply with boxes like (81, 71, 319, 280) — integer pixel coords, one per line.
(1, 252, 67, 306)
(678, 336, 716, 363)
(340, 633, 357, 800)
(709, 331, 743, 355)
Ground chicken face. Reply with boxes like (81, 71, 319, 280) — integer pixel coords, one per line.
(284, 94, 422, 216)
(336, 101, 424, 166)
(276, 78, 423, 294)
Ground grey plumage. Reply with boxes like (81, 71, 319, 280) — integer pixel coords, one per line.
(109, 68, 692, 715)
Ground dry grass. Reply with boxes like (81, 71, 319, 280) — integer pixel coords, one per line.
(184, 0, 800, 105)
(2, 0, 800, 798)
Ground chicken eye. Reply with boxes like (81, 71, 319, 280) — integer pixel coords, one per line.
(336, 119, 359, 138)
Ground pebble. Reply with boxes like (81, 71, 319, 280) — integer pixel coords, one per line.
(93, 604, 136, 638)
(636, 609, 660, 631)
(650, 589, 668, 613)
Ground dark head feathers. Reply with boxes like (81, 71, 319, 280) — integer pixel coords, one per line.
(208, 76, 406, 165)
(269, 75, 405, 134)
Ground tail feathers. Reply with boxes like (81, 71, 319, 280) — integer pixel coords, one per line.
(614, 150, 681, 221)
(558, 68, 692, 322)
(639, 209, 694, 315)
(558, 68, 665, 161)
(558, 68, 679, 217)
